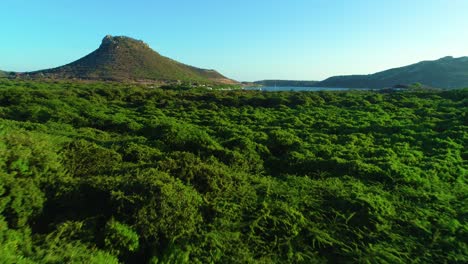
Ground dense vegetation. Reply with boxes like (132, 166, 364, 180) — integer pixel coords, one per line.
(0, 79, 466, 263)
(316, 56, 468, 89)
(25, 35, 234, 84)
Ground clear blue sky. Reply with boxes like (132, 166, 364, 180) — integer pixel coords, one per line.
(2, 0, 468, 81)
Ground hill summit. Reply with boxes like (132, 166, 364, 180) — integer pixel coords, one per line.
(29, 35, 236, 84)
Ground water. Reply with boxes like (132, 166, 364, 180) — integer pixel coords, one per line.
(243, 86, 370, 92)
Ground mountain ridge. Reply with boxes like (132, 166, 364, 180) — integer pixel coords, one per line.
(315, 56, 468, 89)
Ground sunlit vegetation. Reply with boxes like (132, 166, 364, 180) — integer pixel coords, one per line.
(0, 79, 466, 263)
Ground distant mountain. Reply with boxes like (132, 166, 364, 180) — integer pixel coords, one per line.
(27, 35, 236, 84)
(0, 71, 6, 78)
(316, 56, 468, 89)
(253, 80, 319, 87)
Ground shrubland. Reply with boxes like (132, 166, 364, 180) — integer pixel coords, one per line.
(0, 79, 466, 263)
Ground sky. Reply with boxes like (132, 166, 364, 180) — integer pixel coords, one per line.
(1, 0, 468, 81)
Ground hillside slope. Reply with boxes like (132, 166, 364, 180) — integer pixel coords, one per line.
(316, 56, 468, 89)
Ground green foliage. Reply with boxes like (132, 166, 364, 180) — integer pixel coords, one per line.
(0, 79, 466, 263)
(63, 139, 122, 177)
(113, 169, 203, 243)
(32, 221, 120, 264)
(0, 129, 63, 228)
(104, 218, 139, 256)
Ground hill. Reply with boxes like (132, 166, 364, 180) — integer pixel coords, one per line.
(316, 56, 468, 89)
(253, 80, 319, 87)
(27, 35, 236, 84)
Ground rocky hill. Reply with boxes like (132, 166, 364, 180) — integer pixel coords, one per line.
(27, 35, 236, 84)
